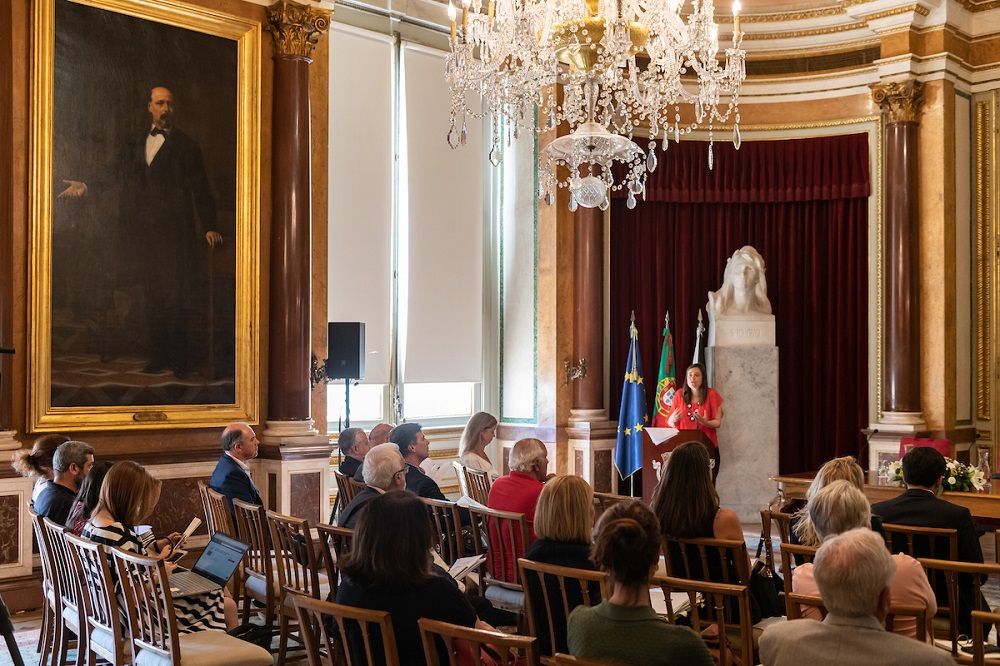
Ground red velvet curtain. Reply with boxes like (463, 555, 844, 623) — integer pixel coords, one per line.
(609, 134, 870, 474)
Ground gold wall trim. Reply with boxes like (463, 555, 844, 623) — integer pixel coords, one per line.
(976, 99, 993, 421)
(735, 6, 846, 23)
(429, 447, 459, 460)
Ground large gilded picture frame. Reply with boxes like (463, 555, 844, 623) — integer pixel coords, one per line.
(29, 0, 260, 430)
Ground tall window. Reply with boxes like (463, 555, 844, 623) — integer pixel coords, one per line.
(327, 26, 486, 430)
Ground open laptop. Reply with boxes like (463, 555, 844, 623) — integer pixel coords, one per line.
(169, 532, 249, 597)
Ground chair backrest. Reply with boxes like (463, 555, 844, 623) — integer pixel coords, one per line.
(110, 545, 180, 662)
(552, 654, 622, 666)
(65, 532, 125, 663)
(206, 486, 237, 538)
(267, 510, 323, 603)
(652, 574, 754, 666)
(197, 480, 213, 534)
(662, 536, 751, 586)
(29, 507, 58, 603)
(335, 470, 362, 508)
(464, 467, 492, 506)
(316, 522, 354, 599)
(882, 522, 957, 616)
(919, 558, 1000, 656)
(777, 542, 818, 616)
(293, 594, 399, 666)
(469, 504, 529, 588)
(422, 497, 464, 567)
(234, 497, 274, 595)
(592, 492, 627, 523)
(517, 558, 609, 657)
(787, 592, 926, 641)
(972, 610, 1000, 666)
(418, 617, 539, 666)
(42, 518, 83, 633)
(453, 461, 471, 499)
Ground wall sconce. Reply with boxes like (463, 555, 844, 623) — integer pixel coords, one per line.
(564, 357, 587, 385)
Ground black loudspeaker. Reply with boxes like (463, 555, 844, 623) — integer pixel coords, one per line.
(327, 322, 365, 380)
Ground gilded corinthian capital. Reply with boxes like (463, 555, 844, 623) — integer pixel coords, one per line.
(871, 80, 926, 123)
(266, 1, 331, 58)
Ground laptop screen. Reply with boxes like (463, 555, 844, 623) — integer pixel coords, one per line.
(192, 532, 249, 587)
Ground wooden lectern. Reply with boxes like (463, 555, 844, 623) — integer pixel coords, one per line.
(641, 429, 716, 505)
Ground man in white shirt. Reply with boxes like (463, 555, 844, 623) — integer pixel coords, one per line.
(209, 422, 262, 515)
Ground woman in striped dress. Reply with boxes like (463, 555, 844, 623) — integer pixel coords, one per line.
(82, 460, 236, 633)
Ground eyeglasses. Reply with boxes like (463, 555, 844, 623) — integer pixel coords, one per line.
(395, 468, 407, 477)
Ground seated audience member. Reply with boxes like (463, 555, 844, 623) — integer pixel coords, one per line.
(392, 423, 448, 500)
(35, 440, 95, 525)
(352, 423, 394, 481)
(337, 427, 370, 479)
(338, 443, 407, 529)
(488, 437, 550, 541)
(64, 460, 114, 536)
(209, 422, 262, 516)
(84, 461, 238, 632)
(567, 500, 712, 665)
(792, 480, 935, 640)
(792, 455, 883, 547)
(337, 492, 481, 665)
(524, 475, 601, 656)
(460, 411, 500, 478)
(12, 433, 70, 503)
(760, 529, 953, 666)
(872, 446, 988, 635)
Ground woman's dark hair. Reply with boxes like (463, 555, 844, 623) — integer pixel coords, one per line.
(591, 500, 660, 587)
(651, 442, 719, 538)
(11, 434, 70, 478)
(681, 363, 708, 405)
(66, 460, 114, 527)
(340, 492, 434, 588)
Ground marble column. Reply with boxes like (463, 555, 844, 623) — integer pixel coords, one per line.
(571, 206, 606, 420)
(263, 1, 330, 442)
(871, 80, 927, 431)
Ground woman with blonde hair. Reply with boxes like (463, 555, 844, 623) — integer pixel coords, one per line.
(524, 475, 600, 656)
(791, 455, 880, 547)
(83, 461, 237, 631)
(459, 411, 499, 477)
(12, 433, 70, 502)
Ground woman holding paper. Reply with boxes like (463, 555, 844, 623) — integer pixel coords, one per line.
(667, 363, 724, 480)
(83, 461, 237, 632)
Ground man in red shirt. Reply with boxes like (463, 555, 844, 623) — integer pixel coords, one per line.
(488, 438, 550, 555)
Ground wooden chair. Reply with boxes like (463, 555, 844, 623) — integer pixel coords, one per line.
(755, 509, 793, 580)
(653, 574, 754, 666)
(233, 497, 277, 634)
(197, 480, 213, 534)
(787, 592, 927, 641)
(42, 518, 86, 666)
(316, 522, 354, 600)
(453, 461, 471, 499)
(464, 467, 493, 506)
(469, 505, 529, 614)
(971, 609, 1000, 666)
(335, 470, 362, 510)
(423, 497, 465, 567)
(777, 542, 818, 617)
(919, 558, 1000, 660)
(517, 558, 609, 662)
(883, 523, 958, 633)
(419, 617, 540, 666)
(591, 492, 627, 522)
(64, 532, 129, 666)
(109, 545, 273, 665)
(0, 590, 25, 666)
(662, 536, 752, 588)
(268, 509, 330, 665)
(28, 507, 60, 666)
(552, 654, 626, 665)
(205, 485, 243, 600)
(292, 594, 399, 666)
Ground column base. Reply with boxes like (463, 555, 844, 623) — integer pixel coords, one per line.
(566, 420, 618, 494)
(0, 430, 20, 451)
(877, 411, 928, 431)
(568, 408, 609, 424)
(261, 419, 323, 444)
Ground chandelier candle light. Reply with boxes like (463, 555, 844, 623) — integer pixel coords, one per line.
(445, 0, 747, 210)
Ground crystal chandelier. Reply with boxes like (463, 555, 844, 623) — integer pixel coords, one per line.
(445, 0, 746, 209)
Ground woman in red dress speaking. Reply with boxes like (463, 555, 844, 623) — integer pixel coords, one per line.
(668, 363, 724, 481)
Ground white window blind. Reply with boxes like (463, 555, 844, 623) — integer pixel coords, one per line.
(327, 25, 394, 384)
(400, 43, 484, 383)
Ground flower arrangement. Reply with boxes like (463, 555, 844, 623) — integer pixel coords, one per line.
(889, 457, 987, 492)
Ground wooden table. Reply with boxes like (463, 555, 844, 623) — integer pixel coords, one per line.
(774, 471, 1000, 520)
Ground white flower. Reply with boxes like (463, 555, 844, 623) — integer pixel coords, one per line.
(948, 476, 957, 485)
(947, 462, 957, 470)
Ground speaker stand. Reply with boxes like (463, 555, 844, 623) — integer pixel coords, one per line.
(344, 378, 351, 429)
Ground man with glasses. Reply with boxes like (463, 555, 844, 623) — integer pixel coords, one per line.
(338, 443, 407, 529)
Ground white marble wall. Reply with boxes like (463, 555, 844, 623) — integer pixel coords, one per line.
(711, 346, 780, 523)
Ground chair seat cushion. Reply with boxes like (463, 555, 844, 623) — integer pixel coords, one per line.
(244, 573, 279, 599)
(90, 625, 129, 661)
(133, 629, 273, 666)
(484, 585, 525, 607)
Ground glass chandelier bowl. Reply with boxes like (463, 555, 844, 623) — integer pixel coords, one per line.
(445, 0, 746, 208)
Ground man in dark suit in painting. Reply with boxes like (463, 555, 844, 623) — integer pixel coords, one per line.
(60, 86, 222, 378)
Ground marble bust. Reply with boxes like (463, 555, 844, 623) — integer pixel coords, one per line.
(708, 246, 776, 347)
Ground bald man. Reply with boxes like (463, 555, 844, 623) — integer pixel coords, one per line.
(209, 422, 262, 515)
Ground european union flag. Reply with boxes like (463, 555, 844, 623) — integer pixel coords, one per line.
(615, 317, 648, 479)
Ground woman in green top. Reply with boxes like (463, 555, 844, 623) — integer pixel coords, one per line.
(567, 500, 713, 665)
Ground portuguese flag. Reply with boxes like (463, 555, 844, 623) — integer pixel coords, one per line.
(651, 312, 677, 428)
